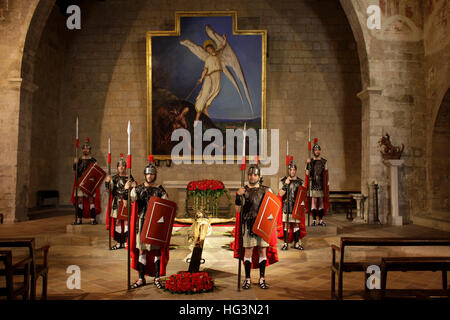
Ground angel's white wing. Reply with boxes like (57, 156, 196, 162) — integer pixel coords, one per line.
(179, 39, 209, 61)
(206, 24, 255, 115)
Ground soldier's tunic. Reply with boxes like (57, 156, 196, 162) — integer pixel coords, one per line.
(279, 176, 304, 223)
(73, 157, 97, 197)
(129, 184, 167, 251)
(306, 158, 327, 198)
(236, 185, 272, 248)
(105, 174, 136, 218)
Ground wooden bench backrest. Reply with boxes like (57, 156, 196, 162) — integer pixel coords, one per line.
(340, 237, 450, 248)
(337, 237, 450, 267)
(0, 238, 36, 265)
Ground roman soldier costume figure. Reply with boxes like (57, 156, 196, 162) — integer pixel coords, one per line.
(305, 143, 329, 226)
(105, 154, 136, 250)
(277, 161, 306, 250)
(125, 162, 169, 289)
(233, 165, 279, 290)
(71, 137, 101, 225)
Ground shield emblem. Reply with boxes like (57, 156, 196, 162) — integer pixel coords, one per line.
(116, 199, 129, 221)
(252, 191, 282, 243)
(78, 162, 106, 197)
(140, 196, 177, 246)
(292, 185, 307, 220)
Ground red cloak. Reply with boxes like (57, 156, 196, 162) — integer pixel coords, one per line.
(128, 201, 169, 277)
(231, 211, 279, 269)
(71, 173, 101, 218)
(105, 192, 115, 237)
(276, 195, 307, 242)
(304, 172, 329, 215)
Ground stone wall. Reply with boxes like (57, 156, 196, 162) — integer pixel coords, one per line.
(0, 0, 44, 222)
(28, 5, 68, 209)
(423, 0, 450, 225)
(49, 0, 362, 218)
(431, 91, 450, 217)
(350, 0, 427, 225)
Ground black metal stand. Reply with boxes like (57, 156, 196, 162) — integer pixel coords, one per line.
(374, 183, 381, 224)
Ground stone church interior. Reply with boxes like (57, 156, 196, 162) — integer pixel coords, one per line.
(0, 0, 449, 304)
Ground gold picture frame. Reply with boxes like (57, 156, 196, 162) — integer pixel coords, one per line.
(146, 11, 267, 160)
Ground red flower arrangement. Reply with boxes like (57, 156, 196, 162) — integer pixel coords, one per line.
(187, 179, 225, 192)
(164, 271, 214, 294)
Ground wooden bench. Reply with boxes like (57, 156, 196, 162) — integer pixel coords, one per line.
(329, 191, 358, 220)
(331, 237, 450, 300)
(36, 190, 59, 208)
(380, 256, 450, 299)
(0, 238, 50, 300)
(0, 250, 32, 300)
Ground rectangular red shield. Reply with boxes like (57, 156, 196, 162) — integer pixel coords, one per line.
(252, 191, 282, 243)
(116, 200, 128, 221)
(140, 196, 177, 246)
(78, 162, 106, 197)
(292, 185, 307, 220)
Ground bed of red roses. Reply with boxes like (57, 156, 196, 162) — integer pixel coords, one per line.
(164, 271, 215, 294)
(187, 179, 225, 191)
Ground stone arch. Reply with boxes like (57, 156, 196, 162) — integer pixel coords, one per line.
(14, 0, 56, 220)
(339, 0, 371, 89)
(429, 87, 450, 221)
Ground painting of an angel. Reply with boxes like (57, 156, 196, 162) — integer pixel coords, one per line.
(148, 13, 266, 158)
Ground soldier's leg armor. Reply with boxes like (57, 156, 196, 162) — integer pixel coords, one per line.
(138, 252, 147, 280)
(259, 257, 266, 278)
(283, 223, 288, 243)
(152, 250, 161, 279)
(244, 257, 252, 279)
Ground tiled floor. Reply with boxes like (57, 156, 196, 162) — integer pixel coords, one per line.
(0, 212, 449, 300)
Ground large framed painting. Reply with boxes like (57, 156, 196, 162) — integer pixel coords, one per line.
(147, 11, 267, 160)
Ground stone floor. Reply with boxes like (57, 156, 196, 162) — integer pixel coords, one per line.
(0, 212, 449, 300)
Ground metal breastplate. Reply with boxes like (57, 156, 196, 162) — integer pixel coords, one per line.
(242, 186, 268, 222)
(311, 160, 325, 191)
(111, 175, 128, 209)
(77, 158, 96, 178)
(282, 177, 303, 214)
(136, 184, 166, 216)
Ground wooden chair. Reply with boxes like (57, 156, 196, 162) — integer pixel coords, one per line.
(0, 238, 50, 300)
(0, 250, 32, 300)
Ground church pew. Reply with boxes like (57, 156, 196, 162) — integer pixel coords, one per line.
(328, 191, 357, 220)
(380, 256, 450, 299)
(0, 238, 50, 300)
(330, 237, 450, 300)
(0, 250, 32, 300)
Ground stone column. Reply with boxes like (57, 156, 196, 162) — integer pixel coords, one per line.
(383, 159, 405, 226)
(351, 193, 366, 223)
(357, 87, 387, 224)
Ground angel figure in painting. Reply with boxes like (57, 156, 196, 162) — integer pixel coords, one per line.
(180, 25, 255, 127)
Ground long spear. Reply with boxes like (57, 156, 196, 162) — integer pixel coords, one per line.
(286, 140, 290, 232)
(307, 120, 311, 226)
(237, 122, 246, 291)
(108, 134, 112, 250)
(74, 117, 79, 224)
(127, 121, 132, 290)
